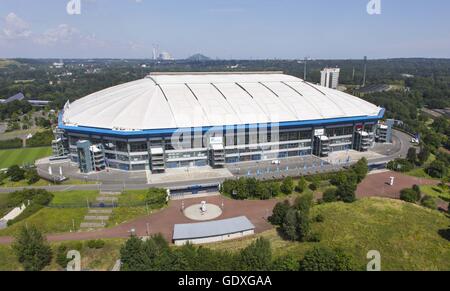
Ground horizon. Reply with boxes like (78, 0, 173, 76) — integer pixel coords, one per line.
(1, 0, 449, 59)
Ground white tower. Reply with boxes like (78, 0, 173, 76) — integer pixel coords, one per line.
(320, 68, 340, 89)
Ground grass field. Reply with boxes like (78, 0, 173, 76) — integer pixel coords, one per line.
(0, 147, 52, 169)
(421, 185, 450, 203)
(209, 198, 450, 271)
(0, 207, 87, 236)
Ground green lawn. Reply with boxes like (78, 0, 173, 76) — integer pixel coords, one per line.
(421, 185, 450, 203)
(0, 207, 87, 236)
(50, 190, 99, 207)
(210, 197, 450, 271)
(0, 147, 52, 169)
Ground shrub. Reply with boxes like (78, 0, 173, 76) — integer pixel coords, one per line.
(315, 214, 325, 223)
(336, 182, 357, 203)
(25, 168, 40, 185)
(280, 177, 294, 195)
(146, 188, 168, 206)
(322, 188, 338, 203)
(296, 177, 307, 193)
(299, 247, 356, 271)
(407, 148, 417, 164)
(307, 232, 321, 242)
(400, 188, 420, 203)
(271, 255, 299, 271)
(387, 159, 414, 172)
(56, 245, 71, 269)
(86, 239, 105, 249)
(26, 130, 54, 147)
(421, 196, 437, 210)
(0, 138, 22, 149)
(418, 147, 431, 165)
(6, 165, 25, 182)
(427, 160, 448, 179)
(238, 238, 272, 271)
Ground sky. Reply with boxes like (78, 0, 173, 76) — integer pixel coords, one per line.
(0, 0, 449, 59)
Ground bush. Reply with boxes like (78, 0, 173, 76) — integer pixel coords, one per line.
(26, 130, 54, 147)
(427, 160, 448, 179)
(280, 177, 294, 195)
(145, 188, 168, 206)
(400, 188, 421, 203)
(25, 168, 40, 185)
(0, 138, 22, 149)
(315, 214, 325, 223)
(387, 159, 414, 172)
(238, 238, 272, 271)
(322, 188, 338, 203)
(56, 245, 71, 269)
(6, 165, 25, 182)
(421, 196, 437, 210)
(86, 239, 105, 249)
(407, 148, 417, 164)
(296, 177, 307, 193)
(336, 182, 356, 203)
(418, 147, 431, 165)
(12, 226, 53, 271)
(271, 255, 299, 271)
(299, 247, 356, 271)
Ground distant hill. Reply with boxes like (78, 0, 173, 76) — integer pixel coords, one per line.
(0, 59, 19, 68)
(187, 54, 211, 62)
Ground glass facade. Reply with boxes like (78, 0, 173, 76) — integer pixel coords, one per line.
(64, 122, 378, 172)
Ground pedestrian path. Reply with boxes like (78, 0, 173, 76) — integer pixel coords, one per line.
(79, 191, 119, 230)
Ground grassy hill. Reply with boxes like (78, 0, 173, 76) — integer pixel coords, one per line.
(210, 198, 450, 271)
(0, 197, 449, 271)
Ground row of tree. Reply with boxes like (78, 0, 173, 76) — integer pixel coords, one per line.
(120, 234, 356, 271)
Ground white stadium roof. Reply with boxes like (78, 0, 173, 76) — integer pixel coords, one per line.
(62, 72, 382, 131)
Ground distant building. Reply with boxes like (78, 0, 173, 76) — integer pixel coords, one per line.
(320, 68, 340, 89)
(0, 93, 25, 104)
(158, 52, 174, 61)
(0, 93, 50, 107)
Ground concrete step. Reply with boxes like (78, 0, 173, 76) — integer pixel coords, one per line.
(84, 216, 109, 221)
(88, 209, 113, 214)
(80, 222, 106, 228)
(96, 197, 118, 202)
(100, 192, 122, 196)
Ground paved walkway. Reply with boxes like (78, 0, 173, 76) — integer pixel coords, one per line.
(357, 170, 448, 210)
(0, 196, 277, 245)
(1, 170, 446, 245)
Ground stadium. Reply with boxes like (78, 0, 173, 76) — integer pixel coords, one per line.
(54, 72, 385, 173)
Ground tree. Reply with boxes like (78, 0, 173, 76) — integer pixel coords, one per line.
(296, 177, 307, 193)
(351, 158, 369, 183)
(294, 193, 313, 215)
(299, 247, 356, 271)
(7, 165, 25, 182)
(282, 209, 299, 241)
(120, 235, 147, 271)
(427, 160, 448, 179)
(322, 188, 338, 203)
(418, 147, 431, 165)
(12, 226, 52, 271)
(238, 238, 272, 271)
(296, 211, 310, 242)
(268, 200, 290, 226)
(336, 181, 357, 203)
(280, 177, 294, 195)
(407, 148, 417, 164)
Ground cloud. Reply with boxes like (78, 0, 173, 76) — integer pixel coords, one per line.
(1, 12, 32, 40)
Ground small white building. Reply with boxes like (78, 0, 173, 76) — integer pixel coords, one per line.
(173, 216, 255, 246)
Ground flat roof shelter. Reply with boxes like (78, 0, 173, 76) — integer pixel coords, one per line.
(173, 216, 255, 246)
